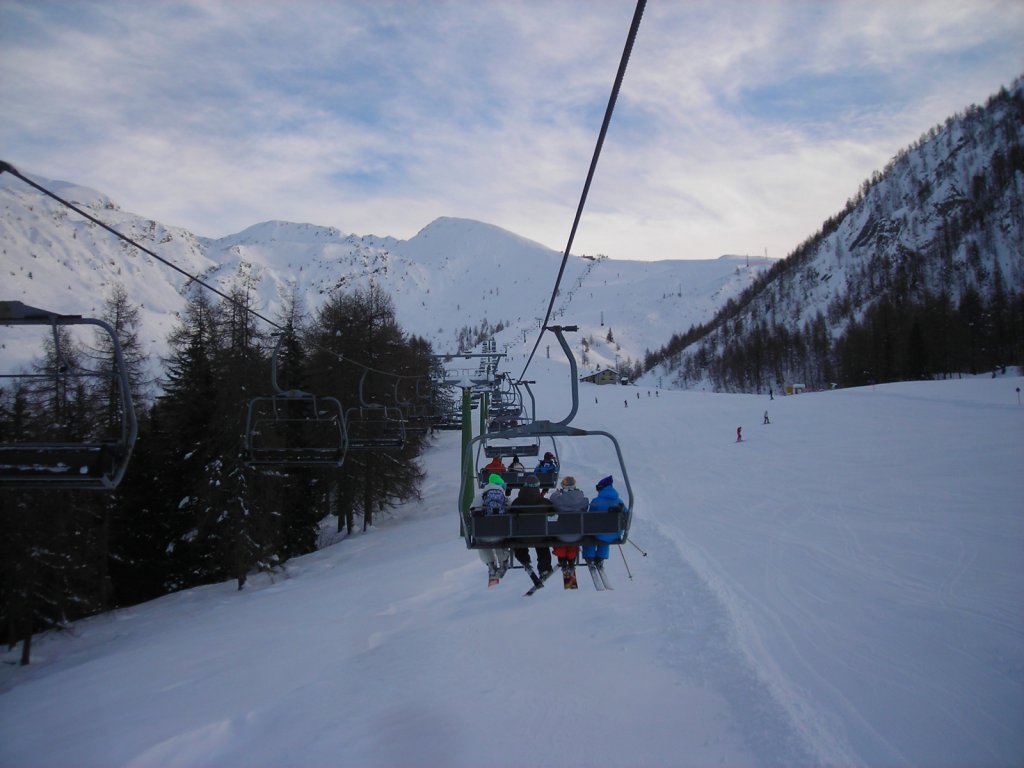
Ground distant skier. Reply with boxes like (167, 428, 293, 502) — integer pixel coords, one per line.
(769, 387, 774, 400)
(624, 399, 628, 408)
(736, 426, 742, 442)
(764, 411, 770, 424)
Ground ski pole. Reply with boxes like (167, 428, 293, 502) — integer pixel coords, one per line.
(628, 538, 648, 556)
(618, 544, 633, 581)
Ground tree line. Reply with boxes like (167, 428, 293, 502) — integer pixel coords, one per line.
(1, 279, 435, 664)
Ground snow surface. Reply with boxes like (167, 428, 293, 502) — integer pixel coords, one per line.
(2, 363, 1022, 768)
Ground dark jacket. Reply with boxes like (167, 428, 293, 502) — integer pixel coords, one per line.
(511, 486, 554, 514)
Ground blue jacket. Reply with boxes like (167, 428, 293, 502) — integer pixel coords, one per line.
(588, 484, 626, 543)
(588, 484, 624, 512)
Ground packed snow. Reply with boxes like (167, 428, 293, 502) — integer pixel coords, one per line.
(2, 361, 1022, 768)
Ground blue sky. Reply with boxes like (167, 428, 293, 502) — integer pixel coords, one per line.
(2, 0, 1021, 261)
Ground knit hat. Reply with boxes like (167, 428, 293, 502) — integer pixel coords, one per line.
(544, 452, 554, 460)
(524, 473, 540, 488)
(560, 476, 576, 488)
(488, 473, 506, 486)
(596, 475, 613, 491)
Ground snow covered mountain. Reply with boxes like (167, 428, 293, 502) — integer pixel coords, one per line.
(1, 170, 773, 385)
(647, 77, 1024, 391)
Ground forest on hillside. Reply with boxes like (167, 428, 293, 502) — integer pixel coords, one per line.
(0, 280, 434, 664)
(644, 80, 1024, 392)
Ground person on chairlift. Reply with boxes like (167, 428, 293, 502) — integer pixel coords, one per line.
(549, 475, 589, 571)
(533, 451, 558, 475)
(478, 474, 510, 584)
(511, 474, 554, 582)
(483, 455, 506, 477)
(581, 475, 626, 572)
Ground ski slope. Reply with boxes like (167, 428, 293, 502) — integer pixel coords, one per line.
(2, 368, 1023, 767)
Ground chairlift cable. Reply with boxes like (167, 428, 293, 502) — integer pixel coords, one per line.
(517, 0, 646, 382)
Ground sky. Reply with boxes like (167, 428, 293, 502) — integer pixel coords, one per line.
(1, 365, 1022, 767)
(1, 1, 1023, 262)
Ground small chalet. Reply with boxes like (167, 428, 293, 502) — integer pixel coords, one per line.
(580, 368, 620, 385)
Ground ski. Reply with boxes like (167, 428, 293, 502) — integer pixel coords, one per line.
(562, 566, 578, 590)
(586, 561, 614, 590)
(595, 561, 613, 590)
(587, 562, 605, 591)
(524, 568, 555, 597)
(487, 554, 511, 588)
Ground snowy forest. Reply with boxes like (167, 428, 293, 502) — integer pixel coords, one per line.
(645, 80, 1024, 391)
(0, 281, 434, 663)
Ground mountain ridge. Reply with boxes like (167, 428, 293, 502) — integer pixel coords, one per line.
(642, 76, 1024, 391)
(1, 170, 774, 385)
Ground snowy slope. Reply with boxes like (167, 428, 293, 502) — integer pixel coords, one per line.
(2, 368, 1022, 768)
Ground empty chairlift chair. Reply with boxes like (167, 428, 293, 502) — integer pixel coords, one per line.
(242, 334, 347, 467)
(344, 369, 407, 450)
(0, 301, 138, 490)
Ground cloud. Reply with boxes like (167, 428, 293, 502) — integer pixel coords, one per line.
(1, 0, 1021, 260)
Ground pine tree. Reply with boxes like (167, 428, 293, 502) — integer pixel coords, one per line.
(155, 287, 222, 589)
(308, 286, 428, 533)
(81, 285, 147, 608)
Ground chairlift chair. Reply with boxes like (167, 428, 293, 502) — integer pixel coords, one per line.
(459, 326, 633, 550)
(243, 394, 347, 466)
(344, 370, 407, 450)
(476, 437, 559, 489)
(393, 376, 434, 435)
(242, 334, 347, 467)
(0, 301, 138, 490)
(481, 380, 539, 458)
